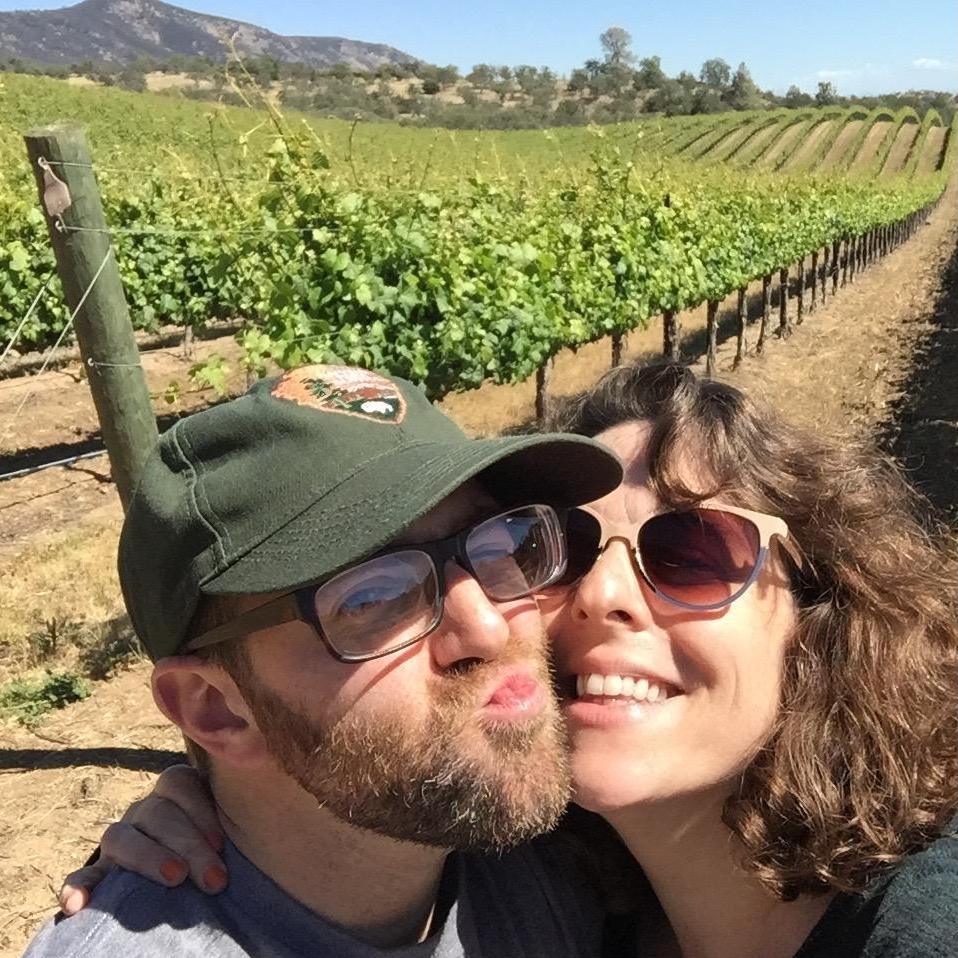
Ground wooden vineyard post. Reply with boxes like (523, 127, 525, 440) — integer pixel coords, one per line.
(796, 259, 805, 325)
(841, 238, 849, 288)
(663, 310, 680, 360)
(757, 274, 772, 353)
(809, 251, 818, 314)
(705, 300, 719, 378)
(831, 240, 840, 294)
(733, 287, 747, 368)
(24, 125, 158, 510)
(778, 267, 790, 338)
(611, 332, 623, 367)
(820, 246, 828, 305)
(535, 356, 553, 425)
(848, 236, 857, 284)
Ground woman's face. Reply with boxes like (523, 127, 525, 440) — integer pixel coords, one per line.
(544, 420, 799, 814)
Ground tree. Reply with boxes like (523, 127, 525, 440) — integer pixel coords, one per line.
(725, 62, 762, 110)
(567, 68, 590, 93)
(635, 55, 666, 90)
(784, 84, 813, 108)
(117, 66, 147, 92)
(693, 86, 727, 114)
(513, 65, 539, 97)
(436, 64, 460, 86)
(583, 58, 604, 80)
(699, 58, 732, 90)
(647, 78, 694, 116)
(815, 80, 838, 106)
(599, 26, 635, 66)
(467, 64, 496, 88)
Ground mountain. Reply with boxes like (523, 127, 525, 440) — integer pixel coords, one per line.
(0, 0, 417, 69)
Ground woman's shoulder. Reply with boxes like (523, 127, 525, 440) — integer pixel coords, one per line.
(871, 822, 958, 933)
(805, 821, 958, 958)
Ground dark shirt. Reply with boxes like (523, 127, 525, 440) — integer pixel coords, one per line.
(796, 824, 958, 958)
(602, 824, 958, 958)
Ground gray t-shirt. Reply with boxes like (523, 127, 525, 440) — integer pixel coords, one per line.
(24, 836, 602, 957)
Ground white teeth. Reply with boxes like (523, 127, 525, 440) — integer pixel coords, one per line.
(586, 674, 605, 696)
(575, 673, 674, 703)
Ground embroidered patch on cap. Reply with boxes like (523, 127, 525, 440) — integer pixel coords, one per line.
(271, 365, 406, 424)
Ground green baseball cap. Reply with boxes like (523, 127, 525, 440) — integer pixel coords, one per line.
(119, 364, 622, 660)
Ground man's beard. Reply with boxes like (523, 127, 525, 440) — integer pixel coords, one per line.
(233, 632, 571, 851)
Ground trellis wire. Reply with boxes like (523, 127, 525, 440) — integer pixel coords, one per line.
(1, 247, 114, 438)
(0, 271, 57, 366)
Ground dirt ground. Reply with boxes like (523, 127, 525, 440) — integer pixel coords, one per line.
(1, 184, 956, 955)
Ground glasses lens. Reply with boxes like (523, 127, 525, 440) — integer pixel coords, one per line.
(464, 505, 564, 600)
(314, 551, 439, 658)
(556, 508, 603, 585)
(639, 509, 761, 608)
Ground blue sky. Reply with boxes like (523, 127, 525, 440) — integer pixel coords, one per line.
(2, 0, 956, 95)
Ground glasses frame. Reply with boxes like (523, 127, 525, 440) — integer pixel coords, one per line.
(564, 502, 802, 612)
(183, 503, 567, 663)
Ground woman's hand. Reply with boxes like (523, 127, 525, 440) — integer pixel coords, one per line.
(58, 764, 228, 915)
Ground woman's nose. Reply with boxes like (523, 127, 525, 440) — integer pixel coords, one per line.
(569, 538, 655, 629)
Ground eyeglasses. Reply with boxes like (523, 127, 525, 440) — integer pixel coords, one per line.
(184, 504, 566, 662)
(559, 503, 801, 611)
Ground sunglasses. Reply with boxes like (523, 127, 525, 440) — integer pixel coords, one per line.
(559, 503, 801, 611)
(184, 504, 566, 663)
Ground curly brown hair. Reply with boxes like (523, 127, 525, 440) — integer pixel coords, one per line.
(550, 360, 958, 901)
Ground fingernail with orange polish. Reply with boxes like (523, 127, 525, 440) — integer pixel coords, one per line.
(203, 865, 228, 893)
(160, 860, 187, 884)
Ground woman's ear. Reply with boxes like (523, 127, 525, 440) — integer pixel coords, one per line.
(151, 657, 267, 767)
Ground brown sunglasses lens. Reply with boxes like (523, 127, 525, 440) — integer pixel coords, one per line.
(561, 507, 762, 608)
(638, 509, 760, 607)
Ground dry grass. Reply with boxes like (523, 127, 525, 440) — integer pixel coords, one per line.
(0, 520, 138, 686)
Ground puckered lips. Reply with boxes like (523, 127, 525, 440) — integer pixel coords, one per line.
(478, 669, 546, 722)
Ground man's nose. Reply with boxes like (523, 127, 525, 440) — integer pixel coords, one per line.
(429, 560, 513, 669)
(569, 538, 655, 629)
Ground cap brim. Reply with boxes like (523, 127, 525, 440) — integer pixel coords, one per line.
(203, 434, 621, 596)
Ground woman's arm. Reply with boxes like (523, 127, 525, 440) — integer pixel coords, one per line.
(59, 764, 228, 914)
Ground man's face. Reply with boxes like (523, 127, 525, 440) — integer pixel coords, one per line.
(227, 481, 571, 851)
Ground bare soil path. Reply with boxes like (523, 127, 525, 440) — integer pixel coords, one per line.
(880, 122, 921, 176)
(820, 119, 864, 169)
(782, 119, 834, 171)
(849, 121, 892, 173)
(756, 121, 805, 168)
(1, 181, 956, 957)
(919, 125, 949, 175)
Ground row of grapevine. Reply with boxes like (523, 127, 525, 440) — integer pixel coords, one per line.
(3, 113, 953, 400)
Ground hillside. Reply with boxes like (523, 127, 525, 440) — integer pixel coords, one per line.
(0, 0, 416, 69)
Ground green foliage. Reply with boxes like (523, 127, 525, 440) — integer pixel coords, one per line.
(0, 670, 91, 727)
(0, 75, 949, 402)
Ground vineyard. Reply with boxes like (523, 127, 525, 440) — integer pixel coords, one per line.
(1, 66, 958, 958)
(0, 72, 955, 400)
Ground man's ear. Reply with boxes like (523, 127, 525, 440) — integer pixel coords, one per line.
(151, 657, 267, 767)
